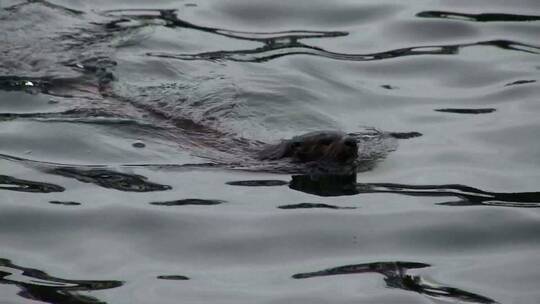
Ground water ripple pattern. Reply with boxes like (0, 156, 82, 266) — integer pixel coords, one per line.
(105, 9, 540, 63)
(1, 0, 540, 304)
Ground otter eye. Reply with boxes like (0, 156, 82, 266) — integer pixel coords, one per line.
(344, 139, 357, 147)
(291, 141, 301, 148)
(318, 138, 333, 146)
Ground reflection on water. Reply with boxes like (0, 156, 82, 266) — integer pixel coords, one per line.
(150, 199, 225, 206)
(151, 39, 540, 63)
(434, 108, 496, 114)
(49, 167, 171, 192)
(4, 155, 538, 208)
(278, 203, 356, 210)
(293, 261, 498, 304)
(289, 174, 359, 196)
(0, 258, 122, 304)
(49, 200, 82, 206)
(0, 75, 101, 98)
(105, 9, 540, 64)
(505, 80, 536, 87)
(156, 275, 190, 280)
(0, 175, 65, 193)
(104, 8, 347, 40)
(417, 11, 540, 22)
(0, 152, 173, 192)
(365, 183, 540, 208)
(4, 0, 84, 15)
(229, 175, 540, 207)
(1, 0, 540, 303)
(0, 75, 45, 94)
(226, 180, 288, 187)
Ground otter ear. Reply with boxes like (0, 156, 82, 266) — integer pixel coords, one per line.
(257, 141, 292, 160)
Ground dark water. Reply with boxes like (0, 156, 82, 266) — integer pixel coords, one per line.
(1, 0, 540, 303)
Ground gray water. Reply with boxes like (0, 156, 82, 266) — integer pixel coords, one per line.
(1, 0, 540, 303)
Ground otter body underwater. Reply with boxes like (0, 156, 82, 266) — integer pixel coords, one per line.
(0, 7, 420, 177)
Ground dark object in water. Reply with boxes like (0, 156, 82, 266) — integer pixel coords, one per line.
(363, 183, 540, 208)
(417, 11, 540, 23)
(226, 180, 288, 187)
(0, 175, 65, 193)
(157, 275, 190, 280)
(226, 175, 360, 197)
(228, 174, 540, 204)
(278, 203, 356, 210)
(49, 201, 82, 206)
(289, 174, 359, 197)
(435, 108, 496, 114)
(0, 258, 123, 304)
(504, 79, 536, 87)
(387, 131, 422, 139)
(49, 167, 171, 192)
(150, 199, 225, 206)
(292, 261, 498, 303)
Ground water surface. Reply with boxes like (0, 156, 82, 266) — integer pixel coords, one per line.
(1, 0, 540, 303)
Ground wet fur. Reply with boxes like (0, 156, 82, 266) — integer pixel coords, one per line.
(257, 131, 358, 164)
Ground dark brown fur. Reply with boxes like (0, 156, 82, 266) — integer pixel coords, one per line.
(257, 131, 358, 164)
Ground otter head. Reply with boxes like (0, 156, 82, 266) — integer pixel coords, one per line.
(258, 131, 358, 164)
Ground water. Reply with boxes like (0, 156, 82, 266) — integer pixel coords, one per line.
(1, 0, 540, 303)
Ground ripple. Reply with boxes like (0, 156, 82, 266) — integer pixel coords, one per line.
(0, 257, 122, 304)
(0, 75, 104, 100)
(49, 200, 82, 206)
(0, 108, 159, 128)
(292, 261, 430, 279)
(228, 175, 540, 204)
(362, 183, 540, 208)
(103, 9, 347, 42)
(434, 108, 496, 114)
(293, 261, 498, 303)
(229, 175, 359, 196)
(101, 8, 540, 63)
(278, 203, 356, 210)
(380, 84, 398, 90)
(150, 199, 225, 206)
(417, 11, 540, 23)
(386, 131, 423, 139)
(49, 167, 171, 192)
(1, 2, 539, 304)
(226, 180, 288, 186)
(156, 275, 190, 280)
(0, 175, 65, 193)
(148, 39, 540, 63)
(505, 79, 536, 87)
(4, 0, 84, 15)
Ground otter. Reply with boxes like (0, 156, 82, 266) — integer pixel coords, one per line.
(257, 131, 359, 164)
(253, 130, 421, 174)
